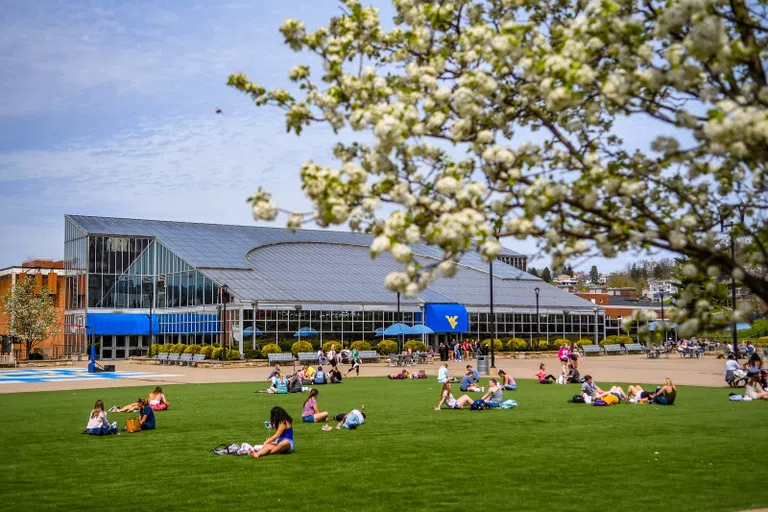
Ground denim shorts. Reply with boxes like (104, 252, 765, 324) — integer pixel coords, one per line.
(276, 437, 295, 453)
(302, 415, 314, 423)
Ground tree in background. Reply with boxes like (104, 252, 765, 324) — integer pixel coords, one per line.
(1, 278, 59, 359)
(528, 267, 539, 278)
(589, 265, 600, 284)
(540, 267, 553, 283)
(230, 0, 768, 335)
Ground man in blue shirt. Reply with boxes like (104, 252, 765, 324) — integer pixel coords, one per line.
(466, 365, 480, 382)
(460, 372, 483, 393)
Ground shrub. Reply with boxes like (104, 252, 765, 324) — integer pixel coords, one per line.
(27, 351, 44, 360)
(376, 340, 398, 355)
(322, 341, 340, 352)
(403, 340, 427, 352)
(309, 339, 322, 350)
(536, 339, 550, 351)
(292, 341, 313, 356)
(149, 345, 162, 357)
(243, 348, 261, 359)
(480, 338, 501, 352)
(184, 344, 201, 354)
(576, 339, 593, 347)
(200, 345, 215, 358)
(552, 338, 570, 349)
(350, 341, 372, 352)
(211, 347, 225, 360)
(600, 335, 633, 347)
(261, 343, 281, 355)
(506, 338, 527, 351)
(169, 343, 186, 354)
(227, 349, 241, 360)
(278, 340, 293, 352)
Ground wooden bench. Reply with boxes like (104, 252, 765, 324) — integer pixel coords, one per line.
(582, 345, 603, 356)
(624, 343, 646, 354)
(359, 350, 379, 362)
(192, 354, 206, 366)
(268, 353, 295, 365)
(297, 352, 319, 364)
(603, 344, 623, 355)
(167, 353, 181, 364)
(178, 353, 193, 366)
(154, 352, 168, 364)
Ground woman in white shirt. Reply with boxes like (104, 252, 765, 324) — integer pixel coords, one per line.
(745, 375, 768, 400)
(434, 382, 474, 410)
(84, 400, 117, 436)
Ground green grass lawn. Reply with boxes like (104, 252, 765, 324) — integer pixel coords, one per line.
(0, 377, 766, 512)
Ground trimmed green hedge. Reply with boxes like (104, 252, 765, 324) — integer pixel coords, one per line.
(403, 340, 427, 352)
(261, 343, 281, 355)
(599, 335, 633, 347)
(350, 341, 372, 352)
(292, 341, 313, 356)
(376, 340, 398, 355)
(184, 344, 201, 354)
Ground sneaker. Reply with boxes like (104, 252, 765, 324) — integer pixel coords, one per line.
(481, 387, 485, 392)
(321, 425, 332, 431)
(336, 425, 341, 430)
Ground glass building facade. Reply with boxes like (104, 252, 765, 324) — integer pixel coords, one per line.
(64, 215, 609, 359)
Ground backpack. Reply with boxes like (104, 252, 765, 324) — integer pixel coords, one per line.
(501, 399, 517, 409)
(275, 378, 288, 394)
(568, 395, 585, 404)
(470, 399, 486, 410)
(593, 399, 608, 406)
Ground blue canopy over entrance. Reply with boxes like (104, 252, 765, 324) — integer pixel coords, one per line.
(424, 303, 468, 333)
(87, 313, 159, 335)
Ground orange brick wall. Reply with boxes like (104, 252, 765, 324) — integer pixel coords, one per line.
(0, 272, 66, 358)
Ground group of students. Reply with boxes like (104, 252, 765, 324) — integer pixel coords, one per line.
(314, 346, 363, 376)
(84, 386, 168, 435)
(536, 362, 583, 384)
(259, 361, 355, 394)
(432, 363, 517, 410)
(579, 376, 677, 405)
(248, 389, 367, 459)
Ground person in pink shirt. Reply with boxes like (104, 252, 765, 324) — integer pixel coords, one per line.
(497, 369, 517, 390)
(301, 389, 329, 423)
(536, 363, 557, 384)
(557, 343, 571, 374)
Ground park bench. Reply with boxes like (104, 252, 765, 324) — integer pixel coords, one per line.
(387, 354, 399, 367)
(192, 354, 206, 366)
(624, 343, 647, 354)
(268, 353, 295, 366)
(178, 353, 193, 366)
(603, 344, 623, 355)
(167, 353, 181, 364)
(154, 352, 168, 364)
(298, 352, 320, 364)
(359, 350, 379, 362)
(582, 345, 603, 356)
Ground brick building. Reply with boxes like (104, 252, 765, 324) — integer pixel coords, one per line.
(0, 259, 67, 359)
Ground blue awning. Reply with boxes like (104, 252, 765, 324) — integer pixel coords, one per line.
(424, 303, 468, 333)
(87, 313, 159, 335)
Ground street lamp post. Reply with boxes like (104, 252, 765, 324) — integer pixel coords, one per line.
(490, 259, 496, 368)
(147, 282, 154, 357)
(221, 284, 229, 360)
(721, 208, 743, 359)
(534, 287, 540, 349)
(660, 289, 665, 346)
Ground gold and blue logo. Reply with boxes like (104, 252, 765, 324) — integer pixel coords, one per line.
(446, 315, 458, 329)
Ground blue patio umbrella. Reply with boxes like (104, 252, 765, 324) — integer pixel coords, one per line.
(725, 323, 752, 331)
(243, 327, 263, 337)
(647, 321, 679, 331)
(374, 327, 386, 337)
(293, 327, 319, 338)
(409, 324, 434, 335)
(383, 323, 415, 336)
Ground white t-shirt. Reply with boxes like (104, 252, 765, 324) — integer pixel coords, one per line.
(437, 366, 449, 383)
(725, 360, 741, 372)
(86, 410, 108, 429)
(746, 383, 764, 399)
(442, 390, 457, 408)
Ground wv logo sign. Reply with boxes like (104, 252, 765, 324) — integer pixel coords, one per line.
(446, 315, 458, 329)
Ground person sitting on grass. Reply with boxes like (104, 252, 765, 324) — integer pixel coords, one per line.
(314, 366, 327, 384)
(138, 398, 156, 430)
(466, 365, 480, 383)
(301, 389, 329, 423)
(434, 382, 475, 410)
(298, 365, 315, 384)
(437, 363, 458, 384)
(335, 405, 366, 429)
(257, 372, 285, 394)
(497, 369, 517, 391)
(84, 400, 117, 436)
(329, 366, 343, 384)
(249, 406, 294, 458)
(536, 363, 557, 384)
(460, 371, 483, 392)
(480, 379, 504, 407)
(288, 373, 303, 393)
(580, 375, 603, 400)
(565, 364, 583, 384)
(267, 363, 282, 381)
(639, 378, 677, 405)
(388, 369, 410, 379)
(745, 375, 768, 400)
(148, 387, 170, 411)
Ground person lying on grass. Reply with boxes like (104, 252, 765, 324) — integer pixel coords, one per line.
(249, 406, 294, 458)
(335, 405, 366, 429)
(497, 369, 517, 390)
(479, 379, 503, 407)
(628, 378, 677, 405)
(388, 369, 410, 379)
(434, 382, 474, 410)
(84, 400, 118, 436)
(536, 363, 557, 384)
(138, 397, 156, 430)
(745, 375, 768, 400)
(460, 371, 483, 392)
(599, 385, 628, 405)
(301, 389, 329, 423)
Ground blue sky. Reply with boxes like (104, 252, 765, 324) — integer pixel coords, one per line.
(0, 0, 661, 273)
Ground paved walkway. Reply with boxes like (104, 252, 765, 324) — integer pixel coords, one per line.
(0, 354, 730, 394)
